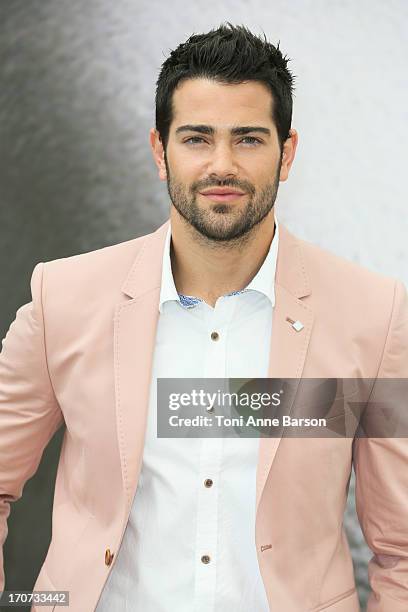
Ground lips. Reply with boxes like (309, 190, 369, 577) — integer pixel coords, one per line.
(199, 188, 246, 202)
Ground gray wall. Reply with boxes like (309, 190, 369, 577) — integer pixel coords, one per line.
(1, 1, 407, 610)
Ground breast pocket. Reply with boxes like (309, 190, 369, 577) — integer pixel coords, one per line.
(286, 379, 362, 439)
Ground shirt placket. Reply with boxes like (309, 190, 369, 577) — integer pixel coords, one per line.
(193, 296, 239, 612)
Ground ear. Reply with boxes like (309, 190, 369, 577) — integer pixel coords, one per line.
(279, 128, 298, 182)
(149, 128, 167, 181)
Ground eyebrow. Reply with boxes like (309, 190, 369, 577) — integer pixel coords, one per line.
(175, 124, 271, 137)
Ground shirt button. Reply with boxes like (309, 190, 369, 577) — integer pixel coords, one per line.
(105, 548, 114, 566)
(204, 478, 213, 487)
(201, 554, 211, 564)
(211, 331, 219, 341)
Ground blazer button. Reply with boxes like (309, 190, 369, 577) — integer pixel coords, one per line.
(105, 548, 114, 566)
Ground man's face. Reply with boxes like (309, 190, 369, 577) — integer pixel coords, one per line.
(156, 78, 287, 242)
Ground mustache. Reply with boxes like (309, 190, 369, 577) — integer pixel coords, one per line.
(194, 180, 254, 194)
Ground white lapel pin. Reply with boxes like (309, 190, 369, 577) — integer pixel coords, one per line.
(286, 317, 304, 332)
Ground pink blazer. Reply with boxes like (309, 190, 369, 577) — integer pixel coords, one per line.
(1, 219, 407, 611)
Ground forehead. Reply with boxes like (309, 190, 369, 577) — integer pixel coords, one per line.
(171, 78, 274, 126)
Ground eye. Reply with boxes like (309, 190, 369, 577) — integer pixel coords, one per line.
(183, 136, 262, 146)
(183, 136, 207, 145)
(240, 136, 262, 146)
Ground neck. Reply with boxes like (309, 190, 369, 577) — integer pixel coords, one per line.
(169, 207, 276, 308)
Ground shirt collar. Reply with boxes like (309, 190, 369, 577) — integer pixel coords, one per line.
(159, 218, 279, 313)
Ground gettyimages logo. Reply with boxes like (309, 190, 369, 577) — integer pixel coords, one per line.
(156, 378, 408, 438)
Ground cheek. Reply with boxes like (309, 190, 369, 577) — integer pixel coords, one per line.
(238, 155, 278, 183)
(169, 151, 204, 179)
(171, 145, 204, 166)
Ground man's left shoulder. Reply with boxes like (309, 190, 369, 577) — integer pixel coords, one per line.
(294, 230, 403, 298)
(295, 236, 408, 377)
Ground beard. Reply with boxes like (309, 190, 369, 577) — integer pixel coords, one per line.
(164, 154, 282, 244)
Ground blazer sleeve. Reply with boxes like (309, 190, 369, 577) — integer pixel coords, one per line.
(0, 262, 64, 590)
(352, 279, 408, 612)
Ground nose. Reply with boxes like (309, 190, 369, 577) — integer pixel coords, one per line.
(206, 142, 239, 179)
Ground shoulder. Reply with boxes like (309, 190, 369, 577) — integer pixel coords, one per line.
(283, 226, 408, 375)
(288, 226, 400, 296)
(281, 224, 406, 334)
(40, 227, 156, 304)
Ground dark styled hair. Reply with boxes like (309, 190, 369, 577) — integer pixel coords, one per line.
(155, 22, 296, 155)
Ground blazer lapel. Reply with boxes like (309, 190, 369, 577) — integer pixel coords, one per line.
(256, 225, 315, 515)
(113, 220, 169, 514)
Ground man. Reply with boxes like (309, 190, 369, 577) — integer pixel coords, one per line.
(0, 22, 407, 612)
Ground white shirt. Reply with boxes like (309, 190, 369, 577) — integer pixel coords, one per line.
(96, 218, 279, 612)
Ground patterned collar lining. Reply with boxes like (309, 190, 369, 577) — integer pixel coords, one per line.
(178, 288, 250, 309)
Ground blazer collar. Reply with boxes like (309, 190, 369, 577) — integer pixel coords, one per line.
(121, 218, 312, 301)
